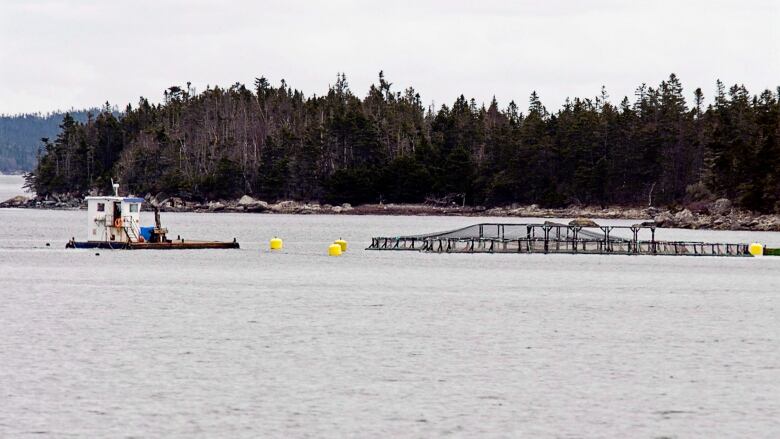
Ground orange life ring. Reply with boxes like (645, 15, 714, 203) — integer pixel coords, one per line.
(114, 218, 122, 228)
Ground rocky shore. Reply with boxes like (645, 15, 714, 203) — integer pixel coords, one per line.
(2, 193, 779, 232)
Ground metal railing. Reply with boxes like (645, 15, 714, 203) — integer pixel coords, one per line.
(367, 222, 752, 257)
(122, 216, 141, 242)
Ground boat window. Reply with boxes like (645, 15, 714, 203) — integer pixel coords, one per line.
(97, 203, 105, 212)
(129, 203, 139, 213)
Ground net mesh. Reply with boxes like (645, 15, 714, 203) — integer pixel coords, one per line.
(370, 222, 751, 256)
(400, 222, 628, 242)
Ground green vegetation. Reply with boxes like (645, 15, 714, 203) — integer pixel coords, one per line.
(25, 73, 780, 212)
(0, 110, 99, 172)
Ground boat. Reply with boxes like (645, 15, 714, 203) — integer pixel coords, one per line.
(65, 182, 239, 250)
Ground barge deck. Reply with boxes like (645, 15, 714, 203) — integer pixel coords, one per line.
(67, 239, 240, 250)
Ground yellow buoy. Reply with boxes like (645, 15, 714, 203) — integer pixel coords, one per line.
(270, 237, 283, 250)
(748, 243, 764, 257)
(334, 238, 348, 252)
(328, 243, 342, 256)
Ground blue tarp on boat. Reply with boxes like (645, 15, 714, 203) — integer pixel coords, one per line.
(140, 226, 154, 241)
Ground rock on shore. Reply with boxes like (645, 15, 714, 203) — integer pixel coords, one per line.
(2, 193, 778, 232)
(0, 195, 29, 207)
(0, 193, 82, 209)
(147, 195, 353, 215)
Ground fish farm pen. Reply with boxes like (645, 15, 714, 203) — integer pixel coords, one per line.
(367, 222, 758, 257)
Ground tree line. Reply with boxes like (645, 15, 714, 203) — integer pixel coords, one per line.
(0, 110, 101, 173)
(25, 73, 780, 212)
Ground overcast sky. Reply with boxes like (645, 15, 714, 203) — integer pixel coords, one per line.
(1, 0, 778, 114)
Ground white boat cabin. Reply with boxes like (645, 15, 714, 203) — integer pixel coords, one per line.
(85, 196, 144, 242)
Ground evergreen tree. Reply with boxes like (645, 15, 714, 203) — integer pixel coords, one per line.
(24, 73, 779, 213)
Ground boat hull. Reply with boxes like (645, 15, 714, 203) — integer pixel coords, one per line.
(66, 240, 240, 250)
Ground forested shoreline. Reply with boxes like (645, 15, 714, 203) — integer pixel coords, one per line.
(0, 110, 100, 172)
(24, 73, 780, 213)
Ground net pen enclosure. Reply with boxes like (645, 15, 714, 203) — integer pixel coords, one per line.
(65, 193, 239, 250)
(367, 222, 762, 257)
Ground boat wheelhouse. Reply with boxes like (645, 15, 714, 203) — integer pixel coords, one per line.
(85, 195, 145, 243)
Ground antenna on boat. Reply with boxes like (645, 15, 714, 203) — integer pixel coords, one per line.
(111, 179, 119, 197)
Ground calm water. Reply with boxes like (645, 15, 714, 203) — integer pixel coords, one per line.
(0, 174, 32, 201)
(1, 175, 779, 438)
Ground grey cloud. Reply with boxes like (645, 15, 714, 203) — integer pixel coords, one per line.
(0, 0, 777, 114)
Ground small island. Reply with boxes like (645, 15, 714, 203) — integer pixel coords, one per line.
(7, 72, 780, 231)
